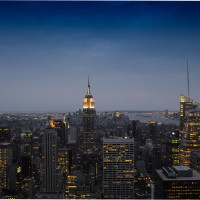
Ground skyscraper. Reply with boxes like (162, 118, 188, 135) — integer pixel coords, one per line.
(149, 121, 160, 144)
(152, 145, 162, 177)
(81, 77, 96, 153)
(166, 131, 179, 167)
(180, 94, 200, 132)
(42, 126, 57, 193)
(24, 131, 32, 156)
(54, 120, 66, 146)
(0, 143, 12, 197)
(179, 94, 200, 166)
(180, 106, 200, 166)
(103, 137, 134, 199)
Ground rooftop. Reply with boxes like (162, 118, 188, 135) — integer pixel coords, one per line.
(173, 166, 190, 171)
(103, 137, 134, 143)
(0, 142, 11, 146)
(156, 168, 200, 181)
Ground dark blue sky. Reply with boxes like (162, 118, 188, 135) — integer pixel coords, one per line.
(0, 1, 200, 112)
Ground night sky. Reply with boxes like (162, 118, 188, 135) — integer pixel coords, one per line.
(1, 1, 200, 112)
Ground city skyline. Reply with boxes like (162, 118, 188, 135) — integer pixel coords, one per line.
(1, 1, 200, 112)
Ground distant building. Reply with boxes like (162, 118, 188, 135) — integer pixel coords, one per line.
(68, 125, 78, 144)
(166, 131, 179, 167)
(132, 120, 138, 138)
(115, 111, 120, 118)
(103, 137, 134, 199)
(127, 120, 139, 139)
(146, 139, 152, 147)
(149, 121, 160, 144)
(164, 109, 168, 118)
(0, 127, 11, 143)
(155, 166, 200, 199)
(54, 120, 66, 146)
(24, 131, 32, 156)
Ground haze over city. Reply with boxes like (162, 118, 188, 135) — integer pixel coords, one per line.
(1, 1, 200, 112)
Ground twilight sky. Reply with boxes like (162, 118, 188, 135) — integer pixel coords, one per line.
(0, 1, 200, 112)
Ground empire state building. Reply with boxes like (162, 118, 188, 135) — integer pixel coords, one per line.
(82, 77, 96, 153)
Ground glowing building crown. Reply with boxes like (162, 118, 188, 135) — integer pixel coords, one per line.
(83, 76, 95, 109)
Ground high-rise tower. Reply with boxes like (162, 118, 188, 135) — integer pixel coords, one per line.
(179, 95, 200, 166)
(42, 126, 57, 193)
(180, 94, 200, 132)
(0, 143, 12, 197)
(82, 77, 96, 153)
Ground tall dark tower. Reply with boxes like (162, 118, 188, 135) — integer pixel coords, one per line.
(42, 126, 57, 193)
(82, 77, 96, 153)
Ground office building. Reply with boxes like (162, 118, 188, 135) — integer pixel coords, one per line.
(166, 131, 179, 167)
(149, 121, 160, 144)
(155, 166, 200, 199)
(24, 131, 32, 156)
(152, 145, 162, 176)
(0, 127, 11, 143)
(58, 147, 68, 176)
(0, 143, 12, 197)
(65, 170, 91, 199)
(68, 125, 78, 144)
(103, 137, 134, 199)
(54, 120, 66, 146)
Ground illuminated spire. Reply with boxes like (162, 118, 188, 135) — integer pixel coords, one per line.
(83, 76, 95, 109)
(87, 75, 91, 95)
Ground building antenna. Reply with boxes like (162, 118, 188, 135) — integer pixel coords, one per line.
(88, 74, 90, 87)
(87, 74, 91, 95)
(187, 59, 190, 98)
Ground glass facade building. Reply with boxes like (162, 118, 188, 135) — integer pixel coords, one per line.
(179, 95, 200, 166)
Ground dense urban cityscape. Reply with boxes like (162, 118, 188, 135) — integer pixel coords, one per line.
(1, 1, 200, 199)
(0, 78, 200, 199)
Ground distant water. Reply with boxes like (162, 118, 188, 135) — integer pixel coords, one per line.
(126, 112, 179, 126)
